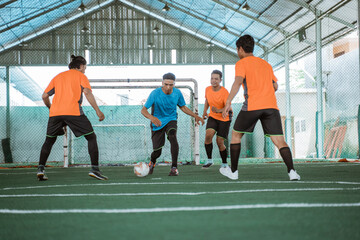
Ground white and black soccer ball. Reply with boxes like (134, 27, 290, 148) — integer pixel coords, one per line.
(134, 162, 150, 177)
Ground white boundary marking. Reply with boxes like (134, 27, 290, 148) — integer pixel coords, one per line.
(1, 203, 360, 214)
(0, 187, 360, 198)
(2, 181, 360, 191)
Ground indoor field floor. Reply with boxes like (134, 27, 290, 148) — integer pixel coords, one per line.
(0, 162, 359, 240)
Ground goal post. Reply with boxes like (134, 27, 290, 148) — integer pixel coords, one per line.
(64, 78, 200, 166)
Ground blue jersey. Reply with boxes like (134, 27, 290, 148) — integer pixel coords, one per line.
(144, 87, 186, 131)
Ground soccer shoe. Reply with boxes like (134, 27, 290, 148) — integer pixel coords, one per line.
(168, 167, 179, 176)
(220, 164, 231, 171)
(148, 161, 156, 174)
(89, 170, 108, 180)
(219, 166, 238, 180)
(288, 169, 300, 181)
(202, 162, 213, 169)
(37, 169, 48, 181)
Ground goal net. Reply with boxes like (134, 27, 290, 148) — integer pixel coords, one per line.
(67, 80, 198, 166)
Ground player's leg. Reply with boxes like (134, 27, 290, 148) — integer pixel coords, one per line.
(37, 116, 65, 181)
(84, 132, 108, 180)
(166, 121, 179, 176)
(216, 136, 228, 167)
(261, 109, 300, 180)
(220, 110, 258, 180)
(38, 136, 57, 181)
(149, 128, 166, 174)
(203, 117, 217, 168)
(270, 135, 300, 180)
(203, 128, 216, 168)
(65, 115, 108, 180)
(217, 120, 231, 168)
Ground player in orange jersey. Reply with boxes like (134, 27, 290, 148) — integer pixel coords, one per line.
(220, 35, 300, 181)
(202, 70, 231, 171)
(37, 55, 108, 181)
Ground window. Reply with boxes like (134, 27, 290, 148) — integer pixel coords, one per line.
(171, 49, 176, 64)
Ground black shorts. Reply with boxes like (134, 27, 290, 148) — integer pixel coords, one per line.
(233, 109, 283, 136)
(206, 117, 231, 139)
(46, 115, 94, 138)
(152, 121, 177, 150)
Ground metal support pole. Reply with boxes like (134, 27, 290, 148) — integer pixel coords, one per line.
(91, 81, 200, 164)
(222, 64, 225, 87)
(358, 0, 360, 158)
(263, 51, 274, 157)
(316, 9, 324, 158)
(5, 66, 10, 139)
(284, 38, 292, 150)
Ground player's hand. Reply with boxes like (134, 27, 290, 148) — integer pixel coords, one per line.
(96, 110, 105, 121)
(211, 106, 220, 113)
(150, 116, 162, 127)
(222, 103, 231, 119)
(202, 112, 208, 120)
(195, 115, 205, 126)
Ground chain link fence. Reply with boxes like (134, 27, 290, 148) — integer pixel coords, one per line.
(0, 1, 359, 165)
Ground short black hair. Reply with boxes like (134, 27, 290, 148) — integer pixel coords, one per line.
(68, 55, 87, 69)
(236, 35, 254, 53)
(163, 72, 176, 81)
(211, 70, 222, 79)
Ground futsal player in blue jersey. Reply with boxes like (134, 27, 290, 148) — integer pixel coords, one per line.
(141, 73, 204, 176)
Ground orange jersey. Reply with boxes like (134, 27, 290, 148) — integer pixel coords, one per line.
(205, 86, 230, 121)
(235, 56, 278, 111)
(44, 69, 92, 117)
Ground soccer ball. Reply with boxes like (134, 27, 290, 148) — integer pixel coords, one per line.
(134, 162, 150, 177)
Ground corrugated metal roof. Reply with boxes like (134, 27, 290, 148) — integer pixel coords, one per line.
(0, 0, 358, 67)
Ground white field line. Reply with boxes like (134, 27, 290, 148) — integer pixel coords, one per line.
(2, 181, 360, 191)
(1, 203, 360, 214)
(0, 187, 360, 198)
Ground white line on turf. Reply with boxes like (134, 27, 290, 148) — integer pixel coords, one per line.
(0, 187, 359, 198)
(1, 203, 360, 214)
(2, 181, 360, 191)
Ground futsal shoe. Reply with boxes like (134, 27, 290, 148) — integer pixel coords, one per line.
(148, 161, 156, 174)
(219, 167, 238, 180)
(288, 169, 301, 181)
(37, 169, 48, 181)
(168, 167, 179, 176)
(89, 170, 108, 180)
(220, 164, 231, 171)
(202, 162, 213, 169)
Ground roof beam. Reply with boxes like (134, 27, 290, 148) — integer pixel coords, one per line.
(119, 0, 236, 55)
(288, 0, 356, 29)
(0, 0, 115, 53)
(156, 0, 270, 52)
(211, 0, 287, 35)
(0, 0, 76, 34)
(263, 0, 354, 57)
(0, 0, 17, 9)
(210, 0, 315, 49)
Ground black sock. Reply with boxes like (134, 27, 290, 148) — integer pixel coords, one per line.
(279, 147, 294, 173)
(39, 137, 57, 166)
(230, 143, 241, 172)
(150, 149, 162, 163)
(168, 133, 179, 168)
(85, 133, 99, 167)
(219, 149, 227, 164)
(205, 143, 213, 159)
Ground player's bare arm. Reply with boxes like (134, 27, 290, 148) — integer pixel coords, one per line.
(141, 106, 162, 127)
(83, 88, 105, 121)
(42, 92, 51, 109)
(179, 105, 205, 125)
(273, 80, 278, 91)
(223, 76, 243, 119)
(202, 99, 209, 119)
